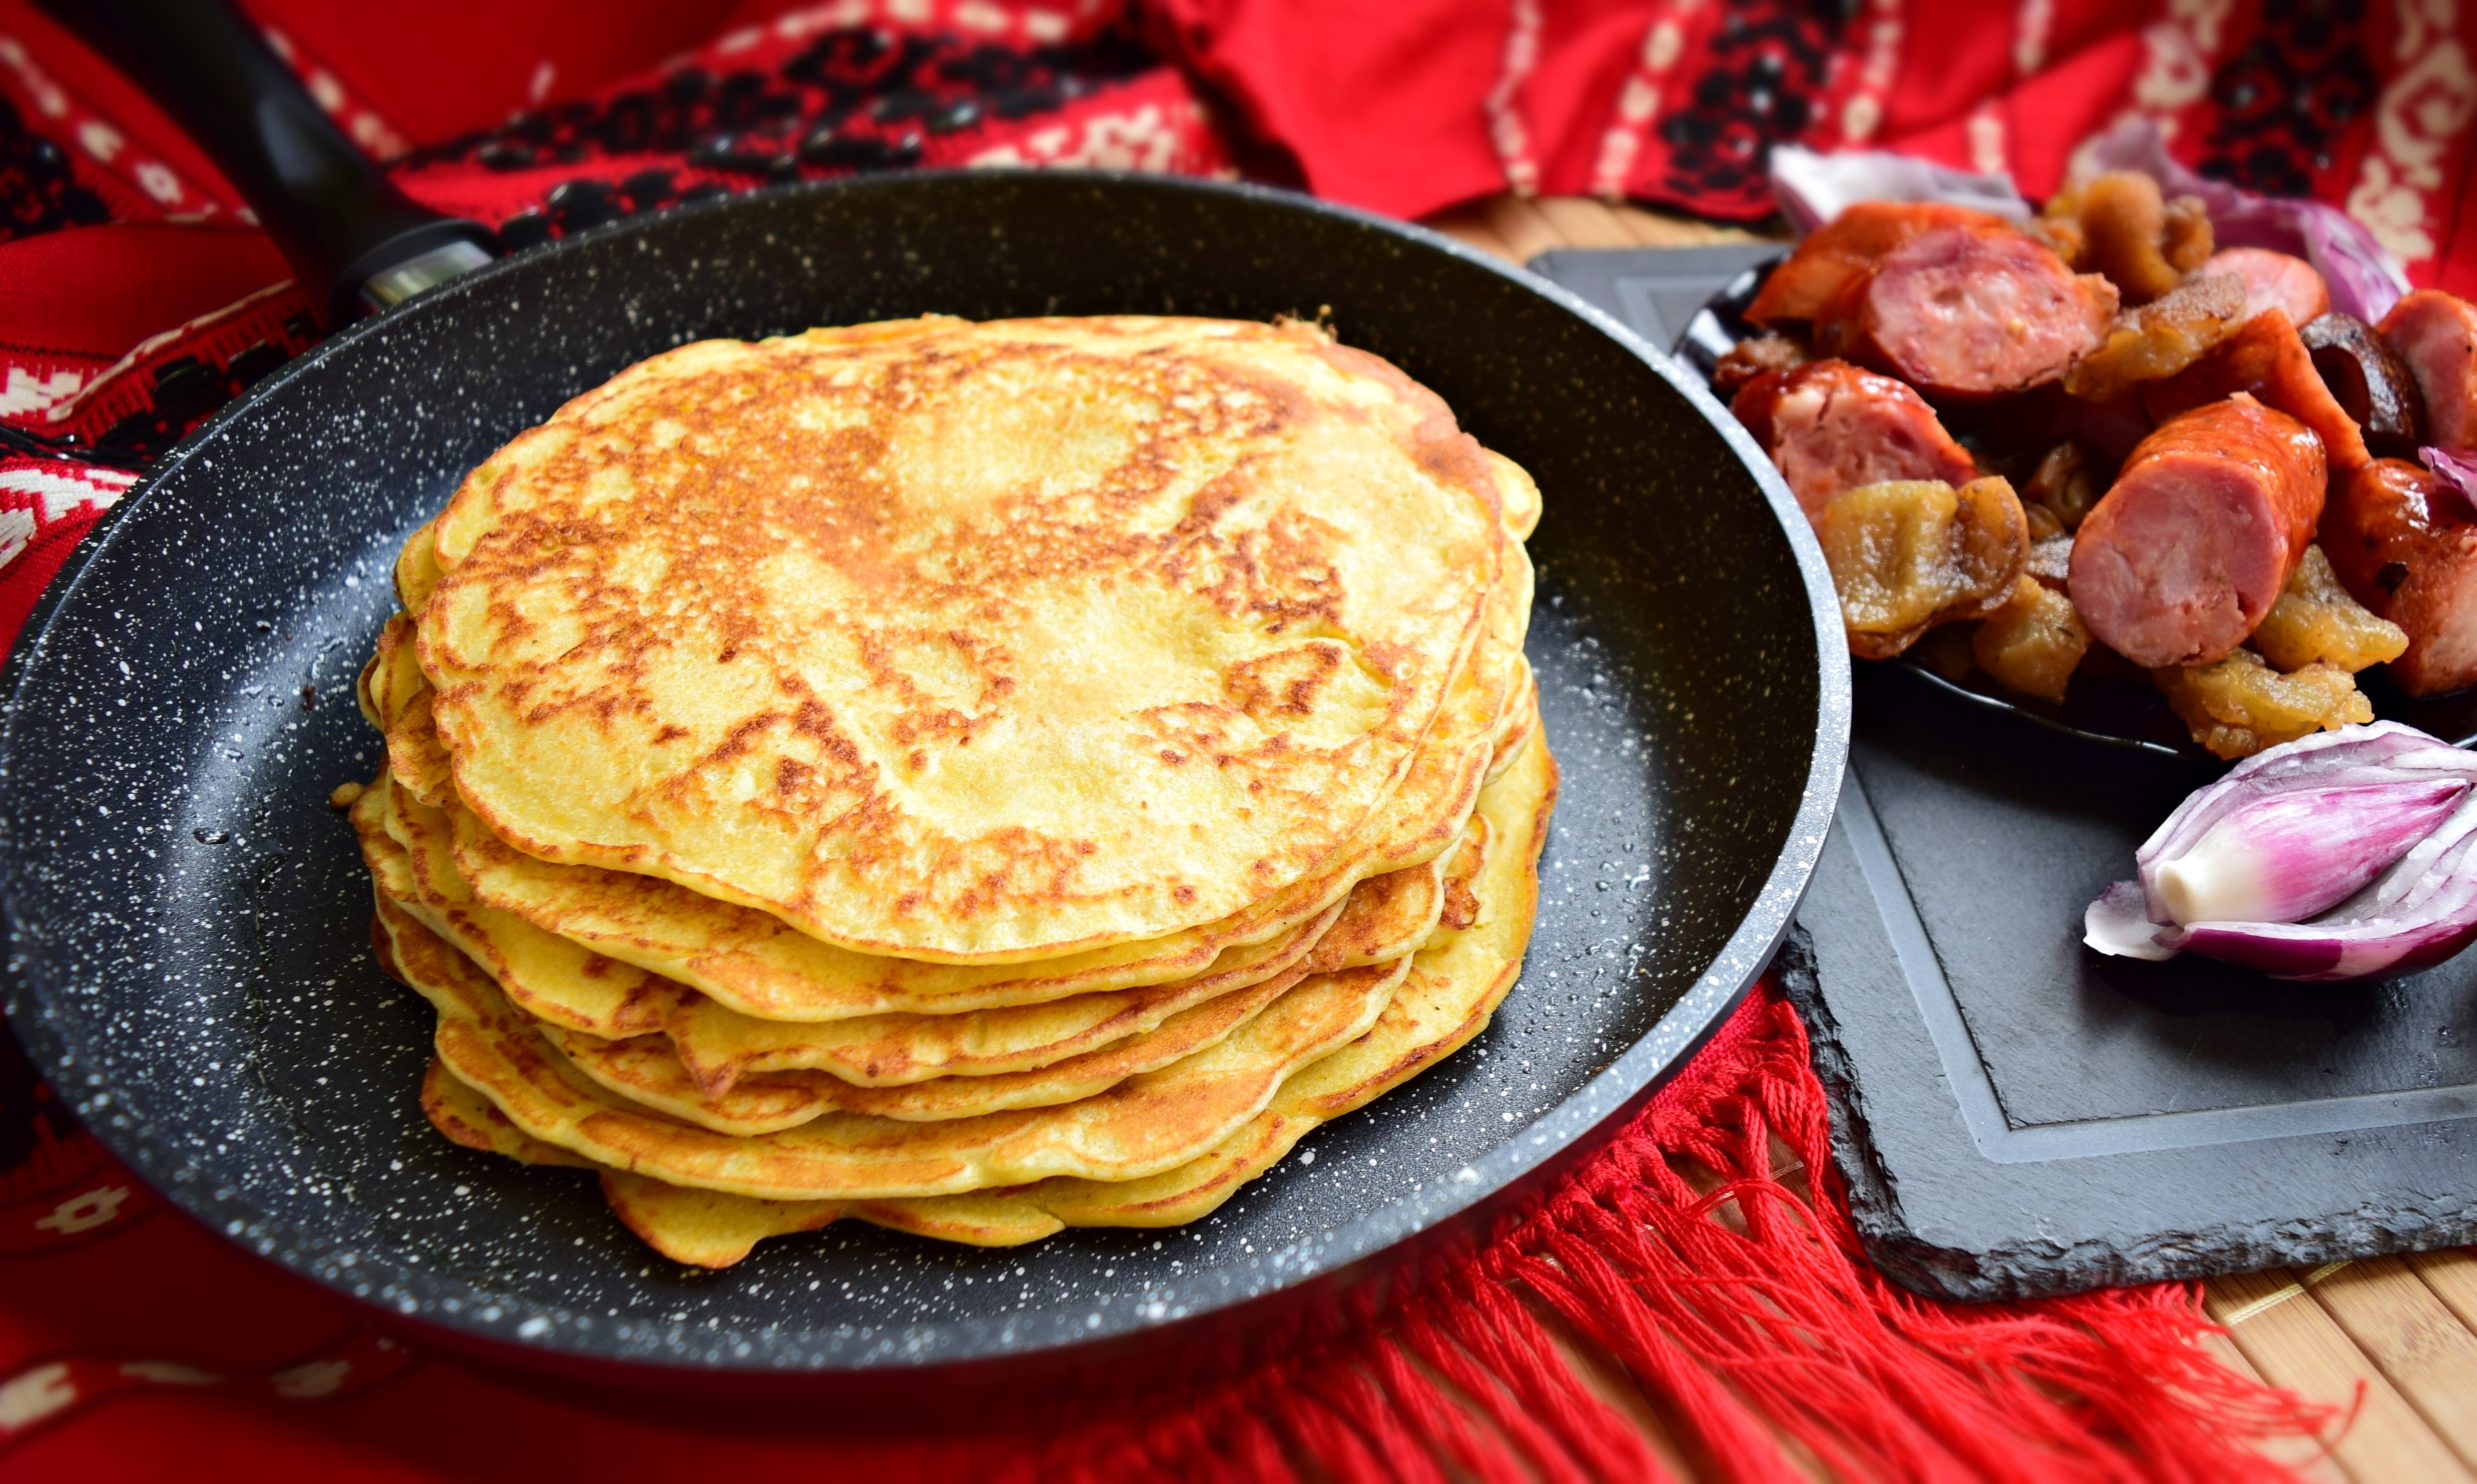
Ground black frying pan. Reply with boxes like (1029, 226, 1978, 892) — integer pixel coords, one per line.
(0, 4, 1846, 1403)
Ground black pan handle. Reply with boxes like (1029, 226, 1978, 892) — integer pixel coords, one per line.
(36, 0, 494, 325)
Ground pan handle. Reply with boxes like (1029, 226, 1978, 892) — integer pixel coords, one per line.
(36, 0, 495, 325)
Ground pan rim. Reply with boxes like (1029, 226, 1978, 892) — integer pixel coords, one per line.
(0, 168, 1850, 1374)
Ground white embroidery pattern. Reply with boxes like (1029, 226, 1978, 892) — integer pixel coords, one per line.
(1587, 0, 1705, 199)
(2343, 0, 2473, 270)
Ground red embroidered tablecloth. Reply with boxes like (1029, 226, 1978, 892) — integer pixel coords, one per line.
(4, 0, 2458, 1474)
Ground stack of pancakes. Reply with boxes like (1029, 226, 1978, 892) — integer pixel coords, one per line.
(343, 315, 1554, 1267)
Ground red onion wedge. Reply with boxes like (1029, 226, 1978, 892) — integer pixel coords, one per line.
(2085, 720, 2477, 980)
(2423, 446, 2477, 507)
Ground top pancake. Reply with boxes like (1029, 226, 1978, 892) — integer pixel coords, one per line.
(419, 315, 1511, 963)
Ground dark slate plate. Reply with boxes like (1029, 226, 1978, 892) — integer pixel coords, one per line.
(0, 175, 1846, 1392)
(1533, 244, 2477, 1301)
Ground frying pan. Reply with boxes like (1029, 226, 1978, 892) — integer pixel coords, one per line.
(0, 6, 1847, 1403)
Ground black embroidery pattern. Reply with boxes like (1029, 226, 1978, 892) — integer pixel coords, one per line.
(2197, 0, 2378, 196)
(1655, 0, 1843, 216)
(82, 313, 323, 464)
(0, 94, 111, 247)
(404, 16, 1160, 249)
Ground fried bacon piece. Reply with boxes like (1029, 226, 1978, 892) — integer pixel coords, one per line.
(2153, 648, 2371, 760)
(2053, 172, 2215, 305)
(1746, 201, 2015, 328)
(2300, 313, 2426, 460)
(2022, 439, 2106, 531)
(2061, 273, 2245, 402)
(2024, 532, 2074, 590)
(1973, 575, 2090, 701)
(1817, 477, 2029, 659)
(2249, 544, 2408, 674)
(2146, 309, 2372, 482)
(1711, 334, 1809, 398)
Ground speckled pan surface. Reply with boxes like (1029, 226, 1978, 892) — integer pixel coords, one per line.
(0, 173, 1846, 1374)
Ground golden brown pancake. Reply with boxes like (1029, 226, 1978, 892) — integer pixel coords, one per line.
(365, 769, 1341, 1072)
(1486, 663, 1539, 784)
(417, 316, 1513, 962)
(420, 1057, 592, 1168)
(353, 783, 682, 1039)
(653, 849, 1459, 1092)
(594, 729, 1554, 1264)
(363, 530, 1523, 1023)
(539, 959, 1318, 1135)
(383, 889, 1408, 1199)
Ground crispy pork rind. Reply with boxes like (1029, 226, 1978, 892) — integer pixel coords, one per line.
(2061, 273, 2246, 401)
(2022, 439, 2106, 532)
(1712, 334, 1808, 398)
(1972, 576, 2091, 701)
(2028, 214, 2086, 270)
(2049, 172, 2215, 305)
(2024, 532, 2074, 590)
(2249, 544, 2408, 674)
(2154, 648, 2372, 760)
(1818, 477, 2028, 659)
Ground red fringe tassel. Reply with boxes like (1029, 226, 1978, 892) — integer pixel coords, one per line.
(1038, 985, 2338, 1482)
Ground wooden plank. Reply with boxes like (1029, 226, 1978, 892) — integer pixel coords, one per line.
(2205, 1267, 2475, 1483)
(2194, 1326, 2352, 1483)
(2405, 1248, 2477, 1335)
(1478, 195, 1570, 265)
(1421, 202, 1522, 264)
(1531, 197, 1639, 250)
(1609, 203, 1773, 248)
(2309, 1255, 2477, 1473)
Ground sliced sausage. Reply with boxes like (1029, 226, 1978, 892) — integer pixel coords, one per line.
(2067, 394, 2327, 668)
(2379, 289, 2477, 450)
(2322, 457, 2477, 696)
(1745, 202, 2016, 328)
(2146, 308, 2371, 482)
(1729, 358, 1979, 521)
(2204, 247, 2331, 326)
(1815, 224, 2118, 401)
(2300, 312, 2427, 459)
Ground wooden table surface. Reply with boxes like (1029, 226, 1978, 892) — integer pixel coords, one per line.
(1425, 192, 2477, 1482)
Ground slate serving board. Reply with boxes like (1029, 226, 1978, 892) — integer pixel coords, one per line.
(1532, 245, 2477, 1302)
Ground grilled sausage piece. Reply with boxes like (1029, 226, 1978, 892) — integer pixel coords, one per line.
(2146, 309, 2371, 482)
(1815, 225, 2117, 400)
(2322, 457, 2477, 696)
(1745, 202, 2016, 328)
(2300, 313, 2427, 459)
(2204, 247, 2331, 326)
(2068, 394, 2328, 668)
(1729, 358, 1979, 521)
(2380, 289, 2477, 450)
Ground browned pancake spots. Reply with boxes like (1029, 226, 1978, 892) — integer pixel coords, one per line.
(431, 323, 1478, 930)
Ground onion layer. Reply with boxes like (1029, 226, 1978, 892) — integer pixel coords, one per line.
(2086, 721, 2477, 981)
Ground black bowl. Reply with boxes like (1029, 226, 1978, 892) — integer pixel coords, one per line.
(0, 172, 1846, 1397)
